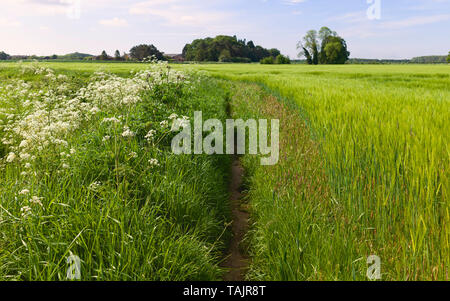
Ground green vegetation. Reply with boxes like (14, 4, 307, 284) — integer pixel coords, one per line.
(297, 27, 350, 65)
(261, 55, 291, 65)
(182, 35, 281, 63)
(410, 55, 448, 64)
(0, 62, 232, 280)
(129, 44, 165, 61)
(186, 63, 449, 280)
(1, 61, 447, 281)
(0, 52, 11, 60)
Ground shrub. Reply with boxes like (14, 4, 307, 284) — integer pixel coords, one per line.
(275, 54, 291, 64)
(260, 56, 274, 64)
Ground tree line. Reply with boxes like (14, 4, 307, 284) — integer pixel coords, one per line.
(2, 35, 448, 64)
(182, 35, 288, 63)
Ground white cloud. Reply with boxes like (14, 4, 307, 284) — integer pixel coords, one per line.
(282, 0, 307, 5)
(99, 17, 129, 27)
(0, 17, 22, 27)
(129, 0, 233, 27)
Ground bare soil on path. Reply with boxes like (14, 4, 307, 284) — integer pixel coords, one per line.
(222, 155, 250, 281)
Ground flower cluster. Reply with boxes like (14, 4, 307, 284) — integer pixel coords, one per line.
(1, 62, 188, 220)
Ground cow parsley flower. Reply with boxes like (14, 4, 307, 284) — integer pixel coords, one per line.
(122, 126, 135, 138)
(19, 189, 30, 196)
(145, 130, 156, 141)
(6, 152, 16, 163)
(30, 196, 43, 207)
(20, 206, 32, 219)
(148, 158, 159, 167)
(102, 117, 121, 124)
(89, 181, 102, 191)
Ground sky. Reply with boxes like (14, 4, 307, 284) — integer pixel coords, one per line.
(0, 0, 449, 59)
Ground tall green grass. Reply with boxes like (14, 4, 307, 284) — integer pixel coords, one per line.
(201, 64, 449, 280)
(0, 64, 231, 280)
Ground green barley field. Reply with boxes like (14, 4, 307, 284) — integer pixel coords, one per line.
(187, 63, 449, 280)
(0, 61, 448, 281)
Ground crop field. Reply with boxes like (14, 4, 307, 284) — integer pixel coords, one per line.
(0, 61, 448, 281)
(188, 63, 450, 280)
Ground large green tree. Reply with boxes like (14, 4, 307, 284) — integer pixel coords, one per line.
(182, 35, 280, 62)
(297, 30, 320, 65)
(298, 27, 350, 64)
(129, 44, 165, 61)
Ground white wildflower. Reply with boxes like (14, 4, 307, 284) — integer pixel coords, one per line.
(122, 126, 135, 138)
(20, 206, 32, 219)
(19, 153, 31, 161)
(160, 120, 169, 128)
(148, 158, 159, 167)
(19, 140, 29, 149)
(30, 196, 43, 207)
(145, 130, 156, 141)
(102, 117, 121, 124)
(89, 181, 102, 191)
(6, 152, 16, 163)
(19, 189, 30, 196)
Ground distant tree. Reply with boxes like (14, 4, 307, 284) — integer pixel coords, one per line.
(297, 30, 319, 65)
(260, 56, 274, 64)
(51, 54, 58, 59)
(129, 44, 165, 61)
(275, 54, 291, 64)
(298, 27, 349, 64)
(323, 36, 350, 64)
(0, 51, 10, 60)
(182, 35, 281, 62)
(97, 50, 110, 60)
(447, 51, 450, 63)
(410, 55, 447, 64)
(114, 50, 122, 61)
(219, 49, 232, 62)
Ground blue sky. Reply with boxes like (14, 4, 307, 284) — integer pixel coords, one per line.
(1, 0, 449, 59)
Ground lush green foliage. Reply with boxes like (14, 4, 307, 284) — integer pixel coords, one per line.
(187, 63, 450, 280)
(260, 57, 274, 64)
(410, 55, 448, 64)
(261, 55, 291, 65)
(0, 62, 231, 280)
(129, 44, 165, 61)
(182, 35, 281, 62)
(298, 27, 350, 65)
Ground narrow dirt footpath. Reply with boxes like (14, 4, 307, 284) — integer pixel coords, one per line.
(222, 155, 250, 281)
